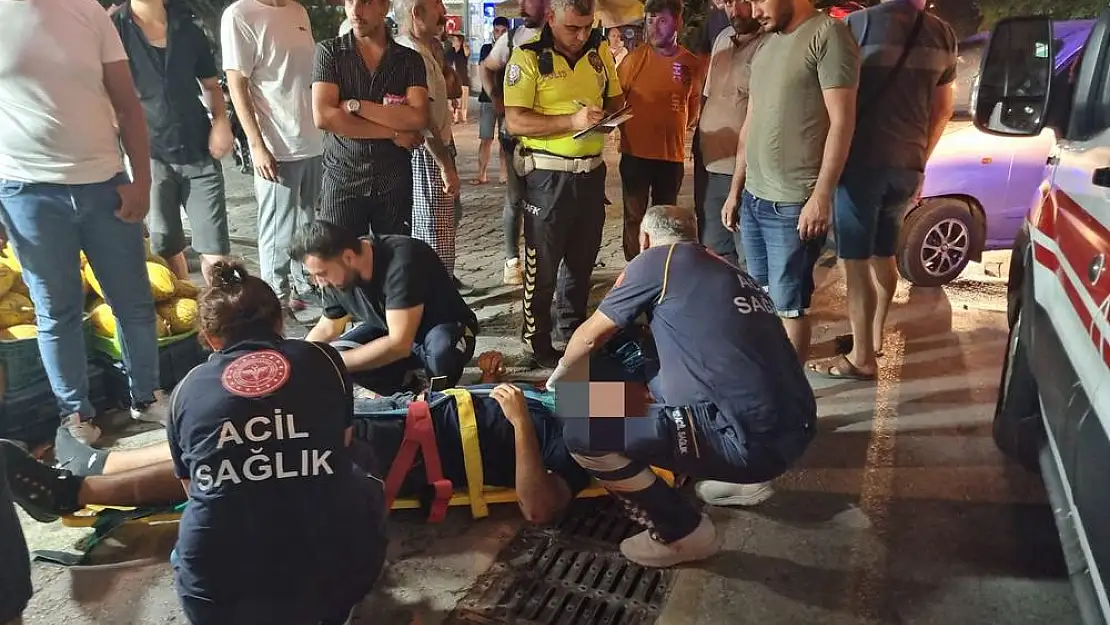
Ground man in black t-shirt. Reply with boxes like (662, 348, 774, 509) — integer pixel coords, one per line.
(293, 220, 479, 395)
(547, 204, 817, 569)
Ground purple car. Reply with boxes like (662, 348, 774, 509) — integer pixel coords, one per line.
(897, 20, 1094, 286)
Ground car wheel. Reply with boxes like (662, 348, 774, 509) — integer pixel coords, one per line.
(993, 306, 1044, 473)
(898, 198, 978, 287)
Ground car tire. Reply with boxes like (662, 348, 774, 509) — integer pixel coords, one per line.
(898, 198, 978, 287)
(993, 307, 1044, 473)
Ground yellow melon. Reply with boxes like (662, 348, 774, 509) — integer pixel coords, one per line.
(0, 264, 15, 297)
(89, 302, 116, 338)
(0, 292, 34, 327)
(0, 324, 37, 340)
(147, 262, 176, 302)
(157, 297, 198, 334)
(174, 279, 200, 298)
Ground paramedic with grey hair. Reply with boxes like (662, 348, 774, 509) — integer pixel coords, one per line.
(548, 204, 817, 568)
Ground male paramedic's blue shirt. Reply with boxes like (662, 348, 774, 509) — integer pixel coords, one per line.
(597, 243, 816, 438)
(167, 334, 386, 606)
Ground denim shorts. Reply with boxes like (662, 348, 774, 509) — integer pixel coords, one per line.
(834, 167, 922, 260)
(739, 190, 826, 318)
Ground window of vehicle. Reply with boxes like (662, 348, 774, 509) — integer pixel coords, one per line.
(953, 40, 985, 119)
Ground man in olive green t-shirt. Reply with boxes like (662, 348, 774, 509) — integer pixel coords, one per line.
(720, 0, 859, 361)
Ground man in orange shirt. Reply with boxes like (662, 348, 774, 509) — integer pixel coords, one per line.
(616, 0, 701, 261)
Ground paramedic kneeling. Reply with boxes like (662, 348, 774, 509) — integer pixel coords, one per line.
(548, 205, 817, 568)
(295, 220, 480, 395)
(168, 262, 387, 625)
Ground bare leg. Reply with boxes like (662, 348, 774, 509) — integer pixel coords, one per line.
(498, 146, 508, 184)
(842, 258, 878, 373)
(165, 252, 189, 281)
(460, 87, 469, 122)
(782, 317, 813, 363)
(102, 442, 173, 475)
(871, 256, 898, 354)
(475, 138, 492, 183)
(78, 461, 185, 508)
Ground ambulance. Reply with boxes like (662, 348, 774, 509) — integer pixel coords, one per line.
(976, 14, 1110, 625)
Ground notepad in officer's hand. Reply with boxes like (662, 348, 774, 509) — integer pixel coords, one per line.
(572, 104, 634, 140)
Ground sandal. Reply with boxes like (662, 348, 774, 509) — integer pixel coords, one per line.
(808, 355, 877, 381)
(0, 438, 81, 522)
(834, 334, 884, 358)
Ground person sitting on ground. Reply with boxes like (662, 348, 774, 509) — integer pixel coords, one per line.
(5, 261, 391, 625)
(293, 220, 480, 396)
(546, 204, 818, 568)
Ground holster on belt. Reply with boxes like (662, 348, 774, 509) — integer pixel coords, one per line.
(513, 143, 536, 177)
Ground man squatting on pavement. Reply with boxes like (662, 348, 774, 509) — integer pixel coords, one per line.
(548, 205, 818, 567)
(502, 0, 625, 368)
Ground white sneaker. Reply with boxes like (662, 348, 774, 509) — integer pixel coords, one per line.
(503, 258, 523, 286)
(130, 389, 171, 426)
(63, 413, 102, 447)
(694, 480, 775, 507)
(620, 514, 722, 568)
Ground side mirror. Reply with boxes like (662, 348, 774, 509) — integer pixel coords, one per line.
(972, 17, 1055, 137)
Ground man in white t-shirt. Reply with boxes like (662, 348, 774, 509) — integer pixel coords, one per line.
(221, 0, 324, 323)
(478, 0, 548, 286)
(0, 0, 172, 446)
(395, 0, 462, 275)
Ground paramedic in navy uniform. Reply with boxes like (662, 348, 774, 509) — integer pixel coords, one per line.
(547, 205, 817, 568)
(294, 220, 480, 395)
(166, 261, 387, 625)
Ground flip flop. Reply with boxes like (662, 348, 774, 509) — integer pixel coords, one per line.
(809, 355, 877, 381)
(470, 178, 488, 186)
(834, 334, 884, 358)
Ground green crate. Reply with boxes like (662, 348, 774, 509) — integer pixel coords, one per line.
(0, 334, 47, 394)
(90, 328, 200, 362)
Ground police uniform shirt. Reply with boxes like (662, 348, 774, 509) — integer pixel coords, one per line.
(597, 243, 817, 438)
(167, 335, 386, 606)
(502, 27, 623, 158)
(320, 234, 479, 338)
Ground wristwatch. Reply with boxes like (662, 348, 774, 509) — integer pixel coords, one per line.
(344, 99, 361, 115)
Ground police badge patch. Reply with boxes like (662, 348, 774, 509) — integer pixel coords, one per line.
(588, 50, 604, 73)
(507, 63, 522, 87)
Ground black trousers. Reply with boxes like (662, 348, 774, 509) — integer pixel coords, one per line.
(318, 184, 412, 237)
(619, 154, 684, 261)
(521, 165, 606, 346)
(332, 322, 477, 395)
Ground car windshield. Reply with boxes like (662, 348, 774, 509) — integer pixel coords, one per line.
(952, 40, 985, 119)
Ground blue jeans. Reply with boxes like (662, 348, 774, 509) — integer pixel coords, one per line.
(834, 167, 923, 260)
(0, 174, 160, 418)
(739, 190, 826, 318)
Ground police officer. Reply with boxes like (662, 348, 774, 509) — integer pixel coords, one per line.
(170, 262, 385, 625)
(503, 0, 625, 368)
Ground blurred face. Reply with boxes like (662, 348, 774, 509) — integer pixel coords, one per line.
(728, 0, 760, 35)
(520, 0, 546, 27)
(549, 6, 595, 56)
(413, 0, 447, 36)
(346, 0, 390, 37)
(750, 0, 794, 33)
(302, 252, 361, 290)
(493, 23, 508, 40)
(645, 10, 680, 50)
(607, 27, 623, 49)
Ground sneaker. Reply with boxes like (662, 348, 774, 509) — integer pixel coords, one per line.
(63, 413, 102, 447)
(0, 438, 83, 522)
(130, 389, 171, 426)
(694, 480, 775, 507)
(53, 425, 107, 477)
(619, 514, 722, 568)
(288, 297, 309, 312)
(503, 258, 523, 286)
(527, 343, 564, 370)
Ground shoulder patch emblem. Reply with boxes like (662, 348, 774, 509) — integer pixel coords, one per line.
(507, 63, 523, 87)
(588, 49, 604, 73)
(221, 350, 291, 398)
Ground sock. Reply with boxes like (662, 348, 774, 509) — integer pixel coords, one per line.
(54, 426, 108, 477)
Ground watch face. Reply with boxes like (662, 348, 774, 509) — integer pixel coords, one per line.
(346, 99, 359, 113)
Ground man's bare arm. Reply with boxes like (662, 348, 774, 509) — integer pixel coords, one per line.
(341, 306, 423, 372)
(225, 70, 268, 149)
(355, 86, 431, 132)
(512, 418, 572, 524)
(726, 103, 755, 199)
(812, 87, 857, 199)
(505, 106, 576, 137)
(305, 315, 349, 343)
(312, 82, 403, 140)
(199, 77, 228, 121)
(924, 82, 955, 162)
(102, 61, 151, 188)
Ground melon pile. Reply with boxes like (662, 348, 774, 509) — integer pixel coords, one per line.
(0, 240, 201, 343)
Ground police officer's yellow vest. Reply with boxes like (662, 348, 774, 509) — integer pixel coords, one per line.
(502, 27, 622, 159)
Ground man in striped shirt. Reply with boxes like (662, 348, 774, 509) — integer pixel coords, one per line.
(312, 0, 431, 237)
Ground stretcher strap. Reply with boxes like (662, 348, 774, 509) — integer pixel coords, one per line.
(382, 400, 453, 522)
(444, 388, 488, 519)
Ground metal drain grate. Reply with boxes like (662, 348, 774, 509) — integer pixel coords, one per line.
(445, 498, 675, 625)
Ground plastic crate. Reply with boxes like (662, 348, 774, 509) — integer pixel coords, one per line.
(0, 376, 59, 448)
(89, 328, 199, 363)
(96, 336, 208, 406)
(0, 335, 47, 395)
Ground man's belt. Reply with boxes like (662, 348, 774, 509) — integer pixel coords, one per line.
(529, 153, 604, 174)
